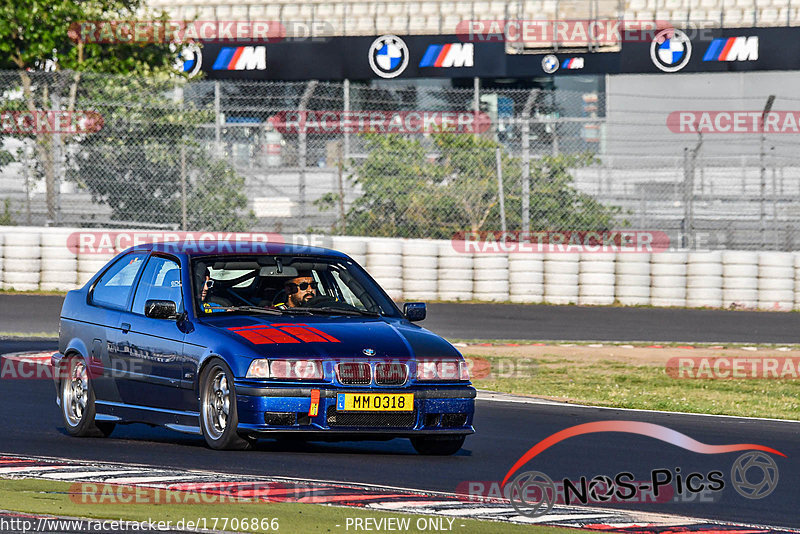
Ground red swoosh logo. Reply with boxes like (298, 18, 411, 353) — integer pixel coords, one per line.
(501, 420, 786, 487)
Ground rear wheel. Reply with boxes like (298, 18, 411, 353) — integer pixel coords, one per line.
(410, 435, 466, 455)
(199, 359, 252, 450)
(60, 355, 108, 437)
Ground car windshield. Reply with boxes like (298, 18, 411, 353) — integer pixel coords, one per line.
(191, 255, 399, 317)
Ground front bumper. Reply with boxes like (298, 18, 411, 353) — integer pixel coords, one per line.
(235, 384, 476, 437)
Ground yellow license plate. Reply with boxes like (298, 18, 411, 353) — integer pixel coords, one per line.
(336, 393, 414, 412)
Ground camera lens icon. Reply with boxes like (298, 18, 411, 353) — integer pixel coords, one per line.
(508, 471, 557, 518)
(731, 451, 779, 500)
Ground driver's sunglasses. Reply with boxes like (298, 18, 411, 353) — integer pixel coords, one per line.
(203, 279, 215, 289)
(286, 281, 318, 293)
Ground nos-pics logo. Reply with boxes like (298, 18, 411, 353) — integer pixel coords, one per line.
(369, 35, 409, 78)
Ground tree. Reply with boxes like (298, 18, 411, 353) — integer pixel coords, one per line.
(329, 133, 620, 238)
(0, 0, 175, 223)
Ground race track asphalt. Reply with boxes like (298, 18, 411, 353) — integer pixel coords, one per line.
(0, 338, 797, 529)
(1, 294, 798, 343)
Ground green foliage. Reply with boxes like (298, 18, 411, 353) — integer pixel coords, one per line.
(340, 133, 620, 238)
(0, 0, 175, 73)
(0, 198, 14, 225)
(68, 75, 255, 231)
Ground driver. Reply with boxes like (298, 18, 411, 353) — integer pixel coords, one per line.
(275, 271, 318, 308)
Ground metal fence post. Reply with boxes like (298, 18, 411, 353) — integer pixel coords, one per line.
(298, 80, 319, 218)
(343, 79, 350, 162)
(496, 147, 507, 235)
(214, 81, 222, 155)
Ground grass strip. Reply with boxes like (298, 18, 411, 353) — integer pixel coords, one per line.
(469, 353, 800, 420)
(0, 479, 580, 534)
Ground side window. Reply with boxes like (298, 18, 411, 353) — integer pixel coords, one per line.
(132, 256, 183, 315)
(91, 253, 148, 310)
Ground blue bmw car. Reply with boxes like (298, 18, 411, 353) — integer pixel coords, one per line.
(53, 241, 475, 454)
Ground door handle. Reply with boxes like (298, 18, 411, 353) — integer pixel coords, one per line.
(121, 323, 131, 334)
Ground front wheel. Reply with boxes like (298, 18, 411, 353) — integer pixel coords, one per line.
(410, 435, 466, 455)
(60, 355, 106, 437)
(199, 359, 252, 450)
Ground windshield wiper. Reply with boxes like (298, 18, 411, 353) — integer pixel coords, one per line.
(303, 307, 381, 317)
(223, 305, 285, 316)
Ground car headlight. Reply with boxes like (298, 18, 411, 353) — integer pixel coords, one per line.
(416, 359, 470, 381)
(246, 359, 324, 380)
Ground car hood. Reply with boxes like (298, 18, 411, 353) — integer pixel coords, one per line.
(202, 315, 462, 361)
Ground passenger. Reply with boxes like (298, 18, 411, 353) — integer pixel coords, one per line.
(195, 265, 232, 313)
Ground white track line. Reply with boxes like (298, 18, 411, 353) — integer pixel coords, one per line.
(476, 390, 800, 424)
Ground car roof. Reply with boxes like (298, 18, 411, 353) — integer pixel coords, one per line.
(125, 240, 350, 259)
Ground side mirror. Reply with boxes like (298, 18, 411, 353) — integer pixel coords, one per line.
(145, 299, 178, 320)
(403, 302, 426, 322)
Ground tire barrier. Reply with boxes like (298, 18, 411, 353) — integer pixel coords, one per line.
(4, 227, 800, 312)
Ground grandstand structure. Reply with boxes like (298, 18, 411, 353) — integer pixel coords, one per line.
(146, 0, 800, 36)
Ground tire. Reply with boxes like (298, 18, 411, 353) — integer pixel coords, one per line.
(402, 240, 438, 256)
(579, 261, 615, 274)
(579, 272, 615, 286)
(723, 277, 756, 290)
(474, 256, 508, 270)
(722, 251, 758, 265)
(473, 269, 507, 281)
(616, 253, 651, 264)
(578, 295, 615, 305)
(508, 271, 544, 285)
(42, 247, 78, 262)
(59, 355, 109, 437)
(508, 259, 544, 272)
(616, 285, 650, 297)
(616, 274, 650, 287)
(403, 267, 437, 280)
(410, 435, 465, 455)
(651, 263, 686, 276)
(5, 233, 40, 247)
(438, 269, 473, 282)
(3, 245, 40, 259)
(545, 273, 578, 286)
(473, 280, 508, 293)
(686, 275, 722, 289)
(759, 252, 794, 268)
(544, 260, 579, 275)
(3, 259, 41, 272)
(403, 279, 437, 292)
(439, 256, 473, 270)
(199, 359, 251, 450)
(437, 279, 473, 292)
(367, 265, 403, 278)
(758, 266, 793, 279)
(617, 262, 650, 276)
(651, 275, 685, 288)
(366, 254, 402, 267)
(651, 251, 688, 264)
(3, 272, 39, 284)
(367, 240, 402, 255)
(510, 283, 544, 296)
(403, 256, 437, 270)
(687, 251, 722, 263)
(759, 278, 794, 291)
(687, 262, 723, 277)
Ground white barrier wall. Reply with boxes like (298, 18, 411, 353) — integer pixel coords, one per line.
(2, 226, 799, 311)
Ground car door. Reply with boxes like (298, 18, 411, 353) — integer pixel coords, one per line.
(88, 252, 149, 404)
(113, 254, 188, 409)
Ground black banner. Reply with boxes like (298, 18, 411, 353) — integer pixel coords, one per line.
(190, 27, 800, 80)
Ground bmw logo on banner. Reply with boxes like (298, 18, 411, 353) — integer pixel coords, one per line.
(368, 35, 409, 78)
(650, 28, 692, 72)
(541, 54, 559, 74)
(175, 44, 202, 78)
